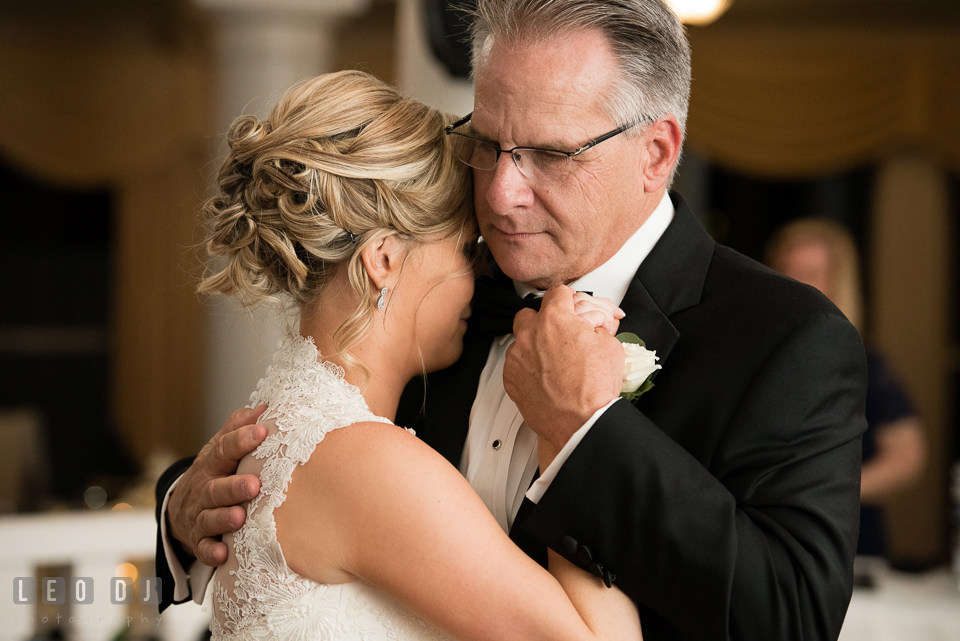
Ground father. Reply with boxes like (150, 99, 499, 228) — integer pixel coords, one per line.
(156, 1, 866, 639)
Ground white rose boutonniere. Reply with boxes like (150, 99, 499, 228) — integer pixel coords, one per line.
(617, 332, 661, 401)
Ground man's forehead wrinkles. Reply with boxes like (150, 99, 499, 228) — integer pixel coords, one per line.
(472, 40, 614, 149)
(473, 106, 595, 149)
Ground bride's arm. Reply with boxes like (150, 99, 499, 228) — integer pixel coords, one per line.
(533, 435, 642, 640)
(274, 422, 642, 641)
(548, 550, 643, 640)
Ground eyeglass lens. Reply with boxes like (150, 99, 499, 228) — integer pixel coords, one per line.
(456, 138, 570, 182)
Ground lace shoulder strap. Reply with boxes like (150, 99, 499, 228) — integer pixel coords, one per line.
(248, 333, 392, 512)
(213, 333, 393, 636)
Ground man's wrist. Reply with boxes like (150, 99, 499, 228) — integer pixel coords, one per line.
(530, 397, 610, 449)
(537, 438, 562, 471)
(554, 394, 618, 446)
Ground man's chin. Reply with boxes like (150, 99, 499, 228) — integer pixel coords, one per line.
(484, 239, 565, 287)
(497, 261, 562, 289)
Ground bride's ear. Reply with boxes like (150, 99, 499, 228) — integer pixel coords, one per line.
(359, 234, 407, 292)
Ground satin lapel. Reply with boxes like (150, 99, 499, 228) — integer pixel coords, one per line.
(618, 193, 715, 372)
(617, 278, 680, 366)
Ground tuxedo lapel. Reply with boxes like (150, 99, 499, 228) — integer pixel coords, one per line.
(638, 193, 713, 317)
(618, 193, 714, 373)
(617, 278, 680, 367)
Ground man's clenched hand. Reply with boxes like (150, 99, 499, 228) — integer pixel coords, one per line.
(504, 287, 624, 453)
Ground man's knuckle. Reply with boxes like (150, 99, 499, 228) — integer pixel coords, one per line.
(201, 481, 217, 507)
(214, 437, 229, 461)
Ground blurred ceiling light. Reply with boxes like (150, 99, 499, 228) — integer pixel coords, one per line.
(666, 0, 733, 25)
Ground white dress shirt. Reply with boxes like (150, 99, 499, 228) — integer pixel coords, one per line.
(163, 191, 675, 601)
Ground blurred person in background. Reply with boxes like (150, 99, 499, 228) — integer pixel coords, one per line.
(766, 218, 926, 557)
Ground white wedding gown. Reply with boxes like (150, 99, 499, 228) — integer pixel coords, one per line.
(210, 333, 453, 641)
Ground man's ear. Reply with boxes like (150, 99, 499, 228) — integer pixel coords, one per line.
(639, 115, 682, 193)
(360, 233, 408, 291)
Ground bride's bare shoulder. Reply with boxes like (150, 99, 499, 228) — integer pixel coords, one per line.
(306, 419, 451, 480)
(276, 418, 476, 582)
(289, 417, 481, 531)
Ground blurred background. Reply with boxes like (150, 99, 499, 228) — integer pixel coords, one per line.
(0, 0, 958, 639)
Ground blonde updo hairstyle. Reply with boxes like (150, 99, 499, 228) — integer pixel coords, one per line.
(199, 71, 473, 372)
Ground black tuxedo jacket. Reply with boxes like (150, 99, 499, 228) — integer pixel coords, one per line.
(395, 193, 866, 641)
(156, 193, 865, 640)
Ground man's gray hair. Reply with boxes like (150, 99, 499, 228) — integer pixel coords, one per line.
(470, 0, 692, 144)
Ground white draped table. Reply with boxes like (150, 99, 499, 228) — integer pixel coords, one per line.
(840, 558, 960, 641)
(0, 509, 208, 641)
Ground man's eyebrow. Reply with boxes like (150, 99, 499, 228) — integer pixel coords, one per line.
(531, 138, 574, 152)
(468, 125, 572, 152)
(465, 122, 497, 142)
(465, 124, 493, 141)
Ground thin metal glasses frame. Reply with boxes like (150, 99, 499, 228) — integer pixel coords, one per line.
(443, 112, 652, 171)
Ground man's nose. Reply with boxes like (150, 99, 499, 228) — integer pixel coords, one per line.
(483, 153, 535, 214)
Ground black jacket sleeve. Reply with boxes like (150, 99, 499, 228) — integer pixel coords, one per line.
(154, 455, 196, 612)
(518, 312, 867, 641)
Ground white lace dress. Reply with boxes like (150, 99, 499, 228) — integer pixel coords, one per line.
(210, 334, 453, 641)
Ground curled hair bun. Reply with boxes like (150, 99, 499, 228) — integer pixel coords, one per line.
(199, 70, 473, 324)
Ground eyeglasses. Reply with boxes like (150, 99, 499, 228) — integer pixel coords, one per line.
(444, 112, 652, 184)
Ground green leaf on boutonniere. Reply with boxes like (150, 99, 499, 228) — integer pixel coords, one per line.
(616, 332, 645, 347)
(623, 377, 655, 401)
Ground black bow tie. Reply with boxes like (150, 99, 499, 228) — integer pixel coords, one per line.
(471, 272, 542, 337)
(470, 269, 596, 337)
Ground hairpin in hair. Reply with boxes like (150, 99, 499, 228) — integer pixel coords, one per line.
(348, 231, 357, 243)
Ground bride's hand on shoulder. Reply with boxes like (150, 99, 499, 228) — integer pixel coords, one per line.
(168, 405, 268, 566)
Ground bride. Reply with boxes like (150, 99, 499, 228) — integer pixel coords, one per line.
(200, 70, 641, 641)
